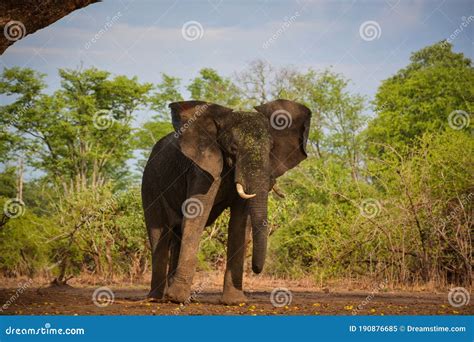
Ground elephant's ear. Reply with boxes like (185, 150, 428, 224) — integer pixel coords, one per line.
(169, 101, 233, 179)
(254, 99, 311, 178)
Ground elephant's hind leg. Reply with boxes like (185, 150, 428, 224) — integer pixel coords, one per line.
(145, 206, 171, 300)
(167, 225, 182, 288)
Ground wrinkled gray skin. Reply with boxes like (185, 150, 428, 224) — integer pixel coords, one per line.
(141, 99, 311, 304)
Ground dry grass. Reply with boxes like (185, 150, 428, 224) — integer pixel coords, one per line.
(1, 271, 466, 294)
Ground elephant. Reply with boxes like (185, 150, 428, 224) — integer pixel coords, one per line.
(141, 99, 311, 304)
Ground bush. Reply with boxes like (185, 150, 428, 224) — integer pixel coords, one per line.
(0, 197, 56, 277)
(266, 130, 473, 286)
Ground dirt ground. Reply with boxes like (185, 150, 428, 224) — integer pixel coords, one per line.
(1, 274, 472, 315)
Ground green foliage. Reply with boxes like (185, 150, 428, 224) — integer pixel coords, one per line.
(198, 210, 230, 271)
(0, 186, 148, 281)
(187, 68, 242, 107)
(0, 41, 472, 287)
(0, 67, 152, 192)
(0, 197, 56, 277)
(366, 41, 474, 155)
(49, 185, 147, 280)
(148, 73, 183, 121)
(267, 130, 473, 285)
(0, 167, 16, 198)
(133, 121, 173, 171)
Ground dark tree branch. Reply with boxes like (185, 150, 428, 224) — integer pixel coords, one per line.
(0, 0, 100, 55)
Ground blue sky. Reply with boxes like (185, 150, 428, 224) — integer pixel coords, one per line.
(0, 0, 473, 125)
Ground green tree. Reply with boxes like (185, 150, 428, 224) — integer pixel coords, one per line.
(365, 41, 474, 155)
(148, 73, 183, 121)
(277, 68, 367, 178)
(134, 74, 181, 170)
(0, 67, 152, 192)
(187, 68, 242, 107)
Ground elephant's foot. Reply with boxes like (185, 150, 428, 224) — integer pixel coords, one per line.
(146, 297, 163, 303)
(166, 282, 191, 303)
(221, 287, 248, 305)
(147, 289, 164, 302)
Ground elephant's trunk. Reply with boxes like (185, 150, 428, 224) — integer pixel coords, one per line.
(248, 190, 268, 274)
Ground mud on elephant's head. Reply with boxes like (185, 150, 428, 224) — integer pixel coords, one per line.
(170, 99, 311, 273)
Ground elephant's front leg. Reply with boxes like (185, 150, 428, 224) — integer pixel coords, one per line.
(166, 178, 221, 303)
(221, 201, 250, 305)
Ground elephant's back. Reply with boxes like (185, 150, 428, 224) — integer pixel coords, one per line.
(146, 133, 191, 171)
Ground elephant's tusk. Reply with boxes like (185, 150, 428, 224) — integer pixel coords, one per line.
(272, 185, 286, 198)
(236, 183, 256, 199)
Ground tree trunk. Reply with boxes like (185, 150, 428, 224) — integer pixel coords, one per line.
(0, 0, 100, 55)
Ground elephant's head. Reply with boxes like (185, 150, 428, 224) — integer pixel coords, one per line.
(170, 99, 311, 273)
